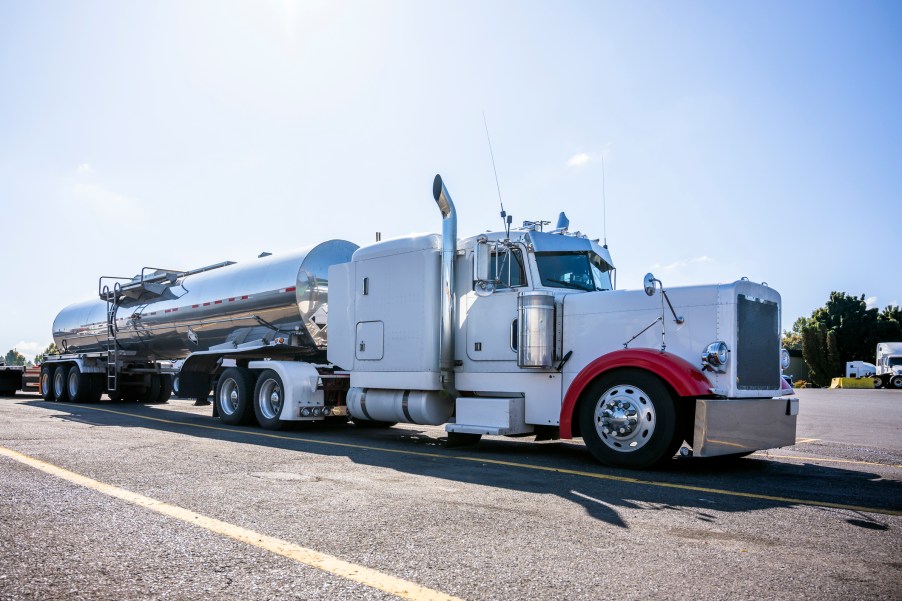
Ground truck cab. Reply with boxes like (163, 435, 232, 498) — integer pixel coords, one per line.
(328, 176, 797, 468)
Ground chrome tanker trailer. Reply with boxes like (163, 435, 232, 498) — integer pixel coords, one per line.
(42, 240, 358, 404)
(39, 175, 797, 469)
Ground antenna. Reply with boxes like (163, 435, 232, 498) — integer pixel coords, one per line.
(483, 112, 510, 237)
(601, 152, 608, 248)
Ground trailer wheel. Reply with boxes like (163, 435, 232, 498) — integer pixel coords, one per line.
(578, 368, 682, 469)
(872, 376, 883, 389)
(215, 367, 256, 425)
(138, 375, 163, 403)
(154, 375, 173, 403)
(53, 365, 70, 402)
(40, 366, 55, 401)
(891, 375, 902, 389)
(67, 365, 99, 403)
(253, 370, 286, 430)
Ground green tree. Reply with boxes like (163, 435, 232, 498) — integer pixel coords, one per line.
(33, 342, 58, 365)
(4, 349, 27, 366)
(794, 293, 902, 385)
(801, 322, 841, 387)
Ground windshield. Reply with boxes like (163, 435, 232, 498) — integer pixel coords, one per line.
(889, 357, 902, 367)
(535, 252, 613, 292)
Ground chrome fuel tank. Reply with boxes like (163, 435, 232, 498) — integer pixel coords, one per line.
(53, 240, 358, 360)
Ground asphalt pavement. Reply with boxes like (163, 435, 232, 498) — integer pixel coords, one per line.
(1, 388, 900, 600)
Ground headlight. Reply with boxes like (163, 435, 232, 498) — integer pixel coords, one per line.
(780, 348, 791, 371)
(702, 341, 729, 373)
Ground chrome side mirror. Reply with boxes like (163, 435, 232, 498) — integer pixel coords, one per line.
(643, 273, 657, 296)
(474, 237, 494, 296)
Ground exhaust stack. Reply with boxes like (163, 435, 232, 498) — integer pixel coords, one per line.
(432, 174, 457, 393)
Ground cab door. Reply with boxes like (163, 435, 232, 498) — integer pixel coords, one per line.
(464, 247, 527, 366)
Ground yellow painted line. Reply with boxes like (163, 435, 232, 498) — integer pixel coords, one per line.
(755, 453, 902, 470)
(0, 445, 462, 601)
(795, 438, 821, 444)
(39, 402, 902, 518)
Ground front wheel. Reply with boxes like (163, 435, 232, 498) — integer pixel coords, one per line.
(578, 368, 682, 469)
(891, 375, 902, 389)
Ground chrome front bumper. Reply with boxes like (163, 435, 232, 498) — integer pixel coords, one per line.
(693, 397, 799, 457)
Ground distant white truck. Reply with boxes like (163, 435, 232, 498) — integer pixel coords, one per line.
(845, 361, 876, 379)
(875, 342, 902, 389)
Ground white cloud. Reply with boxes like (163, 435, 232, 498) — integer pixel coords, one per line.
(10, 341, 48, 360)
(652, 256, 715, 272)
(76, 163, 93, 174)
(567, 152, 591, 167)
(865, 296, 877, 309)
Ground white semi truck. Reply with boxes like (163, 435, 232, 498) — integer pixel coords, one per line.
(38, 175, 797, 468)
(875, 342, 902, 389)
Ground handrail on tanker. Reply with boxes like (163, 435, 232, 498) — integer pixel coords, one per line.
(97, 260, 236, 301)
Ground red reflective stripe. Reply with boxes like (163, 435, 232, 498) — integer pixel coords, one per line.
(228, 297, 235, 302)
(241, 295, 249, 300)
(164, 309, 171, 313)
(559, 349, 712, 439)
(192, 305, 199, 308)
(172, 308, 178, 312)
(284, 287, 296, 293)
(203, 302, 211, 306)
(214, 300, 222, 304)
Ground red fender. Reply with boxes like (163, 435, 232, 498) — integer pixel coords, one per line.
(559, 348, 713, 439)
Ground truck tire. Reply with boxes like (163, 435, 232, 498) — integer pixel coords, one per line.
(53, 365, 70, 402)
(40, 365, 55, 401)
(154, 375, 173, 403)
(138, 374, 162, 403)
(253, 370, 286, 430)
(67, 365, 100, 403)
(891, 375, 902, 389)
(578, 368, 682, 469)
(215, 367, 256, 425)
(872, 376, 883, 389)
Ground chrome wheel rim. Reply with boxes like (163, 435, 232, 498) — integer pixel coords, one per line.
(258, 378, 282, 420)
(218, 378, 239, 415)
(53, 370, 66, 398)
(41, 372, 51, 396)
(68, 371, 79, 398)
(593, 384, 656, 452)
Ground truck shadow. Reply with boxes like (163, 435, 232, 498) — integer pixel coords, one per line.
(23, 397, 902, 531)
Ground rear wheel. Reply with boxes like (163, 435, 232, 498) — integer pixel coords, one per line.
(138, 374, 162, 403)
(67, 365, 101, 403)
(253, 370, 286, 430)
(40, 366, 55, 400)
(873, 376, 883, 389)
(53, 365, 70, 402)
(578, 368, 682, 469)
(215, 367, 256, 425)
(154, 375, 173, 403)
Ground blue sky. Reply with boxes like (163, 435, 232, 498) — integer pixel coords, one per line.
(1, 1, 899, 360)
